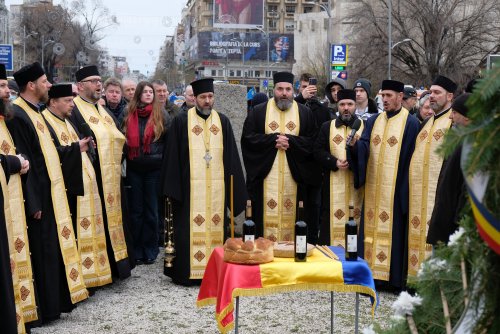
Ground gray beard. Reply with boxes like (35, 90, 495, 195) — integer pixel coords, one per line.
(198, 106, 212, 115)
(275, 97, 292, 111)
(340, 113, 352, 122)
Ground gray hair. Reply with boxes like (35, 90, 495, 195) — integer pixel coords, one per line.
(418, 92, 431, 109)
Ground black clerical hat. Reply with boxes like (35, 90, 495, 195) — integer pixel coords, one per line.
(337, 89, 356, 102)
(49, 84, 73, 99)
(381, 79, 404, 92)
(13, 62, 45, 86)
(451, 93, 471, 116)
(191, 78, 214, 96)
(432, 75, 457, 93)
(0, 64, 6, 80)
(75, 65, 100, 82)
(273, 71, 294, 85)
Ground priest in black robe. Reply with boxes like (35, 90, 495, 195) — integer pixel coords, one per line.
(314, 89, 364, 245)
(241, 72, 321, 242)
(350, 79, 420, 290)
(69, 65, 134, 279)
(161, 78, 247, 286)
(427, 93, 471, 245)
(6, 63, 87, 325)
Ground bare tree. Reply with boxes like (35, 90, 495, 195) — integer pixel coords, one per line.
(345, 0, 500, 89)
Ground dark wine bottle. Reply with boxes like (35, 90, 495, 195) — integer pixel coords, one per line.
(345, 217, 358, 261)
(243, 200, 255, 242)
(294, 201, 307, 262)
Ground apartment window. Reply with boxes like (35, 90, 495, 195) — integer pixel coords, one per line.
(207, 2, 213, 11)
(268, 5, 278, 13)
(285, 20, 295, 31)
(268, 19, 277, 29)
(211, 69, 217, 76)
(229, 70, 235, 77)
(236, 70, 242, 76)
(218, 69, 223, 76)
(285, 5, 295, 14)
(303, 6, 313, 13)
(255, 70, 260, 77)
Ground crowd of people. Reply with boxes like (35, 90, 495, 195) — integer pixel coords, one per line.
(0, 59, 474, 333)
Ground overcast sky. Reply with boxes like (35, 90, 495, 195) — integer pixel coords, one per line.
(6, 0, 187, 75)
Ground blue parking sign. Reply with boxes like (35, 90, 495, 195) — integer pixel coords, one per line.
(331, 44, 348, 66)
(0, 44, 13, 71)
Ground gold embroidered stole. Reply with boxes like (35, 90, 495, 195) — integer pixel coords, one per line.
(187, 108, 225, 279)
(408, 111, 452, 276)
(0, 119, 38, 323)
(42, 111, 113, 287)
(263, 99, 300, 242)
(0, 164, 26, 333)
(13, 98, 88, 303)
(328, 121, 364, 247)
(73, 97, 128, 262)
(364, 108, 409, 281)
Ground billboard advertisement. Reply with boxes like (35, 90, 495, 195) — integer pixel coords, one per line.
(197, 32, 294, 63)
(214, 0, 264, 29)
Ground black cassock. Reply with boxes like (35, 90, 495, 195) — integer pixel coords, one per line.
(69, 106, 134, 279)
(351, 110, 420, 289)
(7, 101, 82, 324)
(241, 102, 321, 239)
(427, 145, 466, 245)
(0, 154, 22, 334)
(161, 110, 247, 286)
(314, 117, 362, 245)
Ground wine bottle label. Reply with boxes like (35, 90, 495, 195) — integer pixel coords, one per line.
(244, 235, 255, 242)
(347, 234, 357, 252)
(296, 236, 307, 253)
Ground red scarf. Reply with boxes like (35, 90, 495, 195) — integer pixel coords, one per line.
(126, 104, 155, 160)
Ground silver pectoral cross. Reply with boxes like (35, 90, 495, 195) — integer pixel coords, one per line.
(204, 150, 212, 168)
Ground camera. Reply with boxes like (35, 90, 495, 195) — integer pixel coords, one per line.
(309, 78, 317, 85)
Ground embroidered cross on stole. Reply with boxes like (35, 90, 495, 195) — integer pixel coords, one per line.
(263, 99, 300, 242)
(13, 98, 89, 304)
(187, 107, 225, 279)
(43, 110, 113, 287)
(0, 119, 38, 323)
(408, 111, 452, 277)
(328, 121, 364, 247)
(364, 108, 409, 281)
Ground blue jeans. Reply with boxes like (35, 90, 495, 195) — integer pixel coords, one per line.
(125, 168, 160, 260)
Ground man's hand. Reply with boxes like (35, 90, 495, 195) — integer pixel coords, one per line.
(301, 85, 317, 100)
(336, 159, 349, 170)
(79, 137, 92, 152)
(33, 211, 42, 220)
(17, 154, 30, 174)
(275, 134, 289, 150)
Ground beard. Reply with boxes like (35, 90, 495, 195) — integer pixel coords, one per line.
(197, 105, 212, 115)
(340, 112, 353, 122)
(430, 100, 445, 113)
(275, 97, 292, 111)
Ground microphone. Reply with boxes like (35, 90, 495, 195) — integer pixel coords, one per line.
(346, 118, 362, 147)
(80, 122, 96, 162)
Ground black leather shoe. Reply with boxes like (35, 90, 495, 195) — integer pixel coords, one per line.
(135, 259, 144, 265)
(144, 258, 155, 265)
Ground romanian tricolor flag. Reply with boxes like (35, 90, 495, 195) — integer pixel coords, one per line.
(461, 142, 500, 254)
(197, 246, 378, 333)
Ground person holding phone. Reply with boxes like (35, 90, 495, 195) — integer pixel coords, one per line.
(293, 73, 334, 244)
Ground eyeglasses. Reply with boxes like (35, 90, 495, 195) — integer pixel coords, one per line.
(80, 79, 102, 85)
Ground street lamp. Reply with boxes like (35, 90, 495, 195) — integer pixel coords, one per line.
(388, 38, 412, 79)
(41, 35, 55, 73)
(304, 1, 332, 81)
